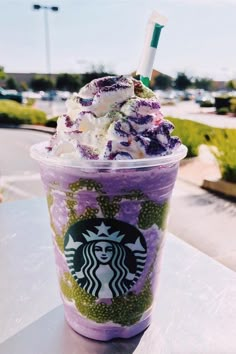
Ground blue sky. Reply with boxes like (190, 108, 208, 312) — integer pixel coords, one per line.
(1, 0, 236, 80)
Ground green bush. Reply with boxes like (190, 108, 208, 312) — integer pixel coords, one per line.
(168, 116, 236, 183)
(45, 116, 58, 128)
(230, 98, 236, 115)
(167, 117, 209, 157)
(204, 128, 236, 183)
(0, 100, 46, 125)
(215, 96, 231, 110)
(25, 98, 36, 107)
(217, 107, 229, 115)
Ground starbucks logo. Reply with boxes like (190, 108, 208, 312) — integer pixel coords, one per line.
(64, 218, 147, 299)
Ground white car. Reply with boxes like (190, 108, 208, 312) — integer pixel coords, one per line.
(56, 91, 71, 101)
(22, 91, 43, 99)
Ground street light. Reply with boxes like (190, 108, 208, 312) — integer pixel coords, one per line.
(32, 4, 59, 78)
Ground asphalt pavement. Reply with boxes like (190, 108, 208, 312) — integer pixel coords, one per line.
(169, 179, 236, 272)
(0, 128, 236, 272)
(0, 129, 47, 200)
(162, 101, 236, 128)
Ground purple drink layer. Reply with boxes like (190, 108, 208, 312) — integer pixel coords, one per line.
(40, 161, 178, 340)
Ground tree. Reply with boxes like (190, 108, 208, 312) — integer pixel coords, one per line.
(174, 72, 192, 91)
(0, 66, 6, 80)
(30, 75, 54, 91)
(80, 65, 114, 87)
(20, 81, 28, 91)
(194, 77, 213, 91)
(226, 79, 236, 90)
(154, 74, 173, 90)
(56, 73, 81, 92)
(5, 76, 18, 90)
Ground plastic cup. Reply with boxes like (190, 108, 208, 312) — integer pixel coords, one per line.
(31, 142, 187, 341)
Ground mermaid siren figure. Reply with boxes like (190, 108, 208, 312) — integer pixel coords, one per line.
(64, 221, 147, 299)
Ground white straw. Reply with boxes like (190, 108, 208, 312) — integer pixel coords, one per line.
(137, 11, 168, 79)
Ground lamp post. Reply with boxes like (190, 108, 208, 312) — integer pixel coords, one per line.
(32, 4, 59, 79)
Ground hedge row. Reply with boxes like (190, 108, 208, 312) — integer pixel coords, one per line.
(215, 96, 236, 115)
(0, 100, 47, 125)
(168, 117, 236, 183)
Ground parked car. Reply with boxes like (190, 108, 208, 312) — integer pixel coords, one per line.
(183, 90, 194, 101)
(22, 91, 43, 100)
(156, 90, 178, 105)
(0, 87, 23, 103)
(195, 90, 214, 105)
(41, 90, 57, 101)
(56, 91, 71, 101)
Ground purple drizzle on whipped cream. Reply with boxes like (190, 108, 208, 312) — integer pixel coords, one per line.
(47, 75, 181, 160)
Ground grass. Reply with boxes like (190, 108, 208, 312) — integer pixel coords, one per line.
(167, 117, 210, 158)
(204, 128, 236, 183)
(168, 116, 236, 183)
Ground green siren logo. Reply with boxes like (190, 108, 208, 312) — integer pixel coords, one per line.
(64, 218, 147, 299)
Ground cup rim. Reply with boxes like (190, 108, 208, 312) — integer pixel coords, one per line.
(30, 141, 188, 170)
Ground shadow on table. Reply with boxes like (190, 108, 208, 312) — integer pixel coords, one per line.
(0, 306, 147, 354)
(63, 323, 144, 354)
(184, 191, 236, 216)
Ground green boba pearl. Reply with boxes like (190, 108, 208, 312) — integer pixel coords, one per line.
(47, 193, 53, 209)
(97, 196, 104, 202)
(60, 276, 73, 300)
(67, 200, 75, 208)
(95, 183, 102, 191)
(61, 270, 153, 326)
(97, 195, 120, 218)
(69, 181, 80, 192)
(138, 200, 169, 229)
(55, 235, 64, 252)
(76, 207, 98, 221)
(112, 282, 153, 326)
(113, 196, 122, 202)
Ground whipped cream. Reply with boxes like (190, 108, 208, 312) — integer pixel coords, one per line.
(47, 76, 180, 160)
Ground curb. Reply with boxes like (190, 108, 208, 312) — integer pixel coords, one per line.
(0, 124, 55, 135)
(179, 158, 236, 200)
(202, 179, 236, 200)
